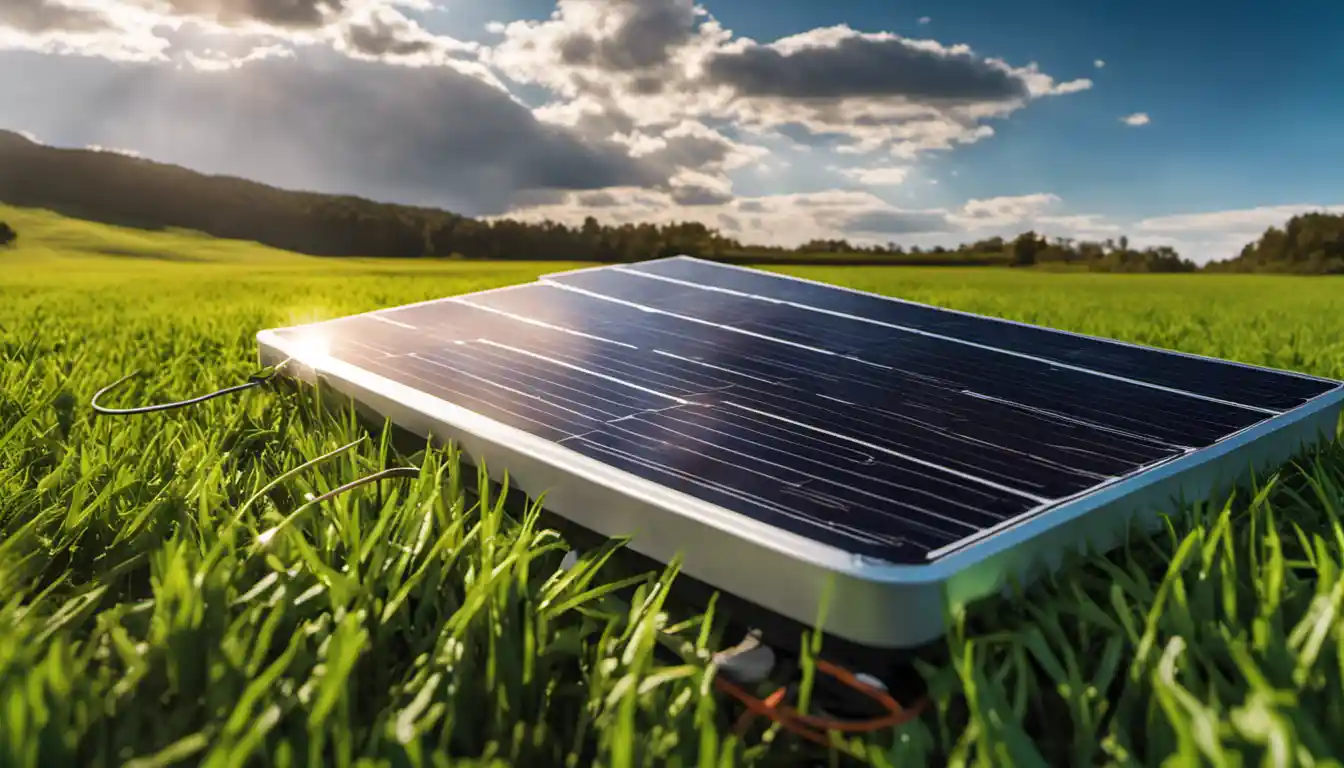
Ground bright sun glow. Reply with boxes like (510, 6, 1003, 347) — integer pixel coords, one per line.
(290, 333, 332, 365)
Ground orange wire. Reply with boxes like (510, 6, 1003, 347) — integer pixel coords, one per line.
(713, 658, 928, 748)
(733, 685, 787, 736)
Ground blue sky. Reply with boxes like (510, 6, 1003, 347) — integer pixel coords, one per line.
(1, 0, 1341, 262)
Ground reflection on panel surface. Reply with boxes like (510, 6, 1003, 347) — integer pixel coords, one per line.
(616, 257, 1337, 411)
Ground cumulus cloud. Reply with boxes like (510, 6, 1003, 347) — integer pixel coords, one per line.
(183, 41, 293, 70)
(503, 187, 907, 246)
(490, 6, 1091, 160)
(1, 0, 1102, 234)
(837, 165, 910, 185)
(85, 143, 142, 157)
(487, 0, 728, 100)
(1137, 204, 1344, 235)
(917, 16, 931, 25)
(1, 0, 115, 34)
(670, 183, 734, 206)
(1119, 204, 1344, 263)
(845, 208, 952, 234)
(704, 32, 1030, 101)
(954, 193, 1060, 226)
(145, 0, 342, 29)
(504, 187, 1121, 250)
(0, 0, 174, 61)
(0, 50, 665, 215)
(1093, 59, 1105, 68)
(0, 0, 483, 71)
(624, 120, 768, 175)
(554, 0, 700, 72)
(339, 9, 435, 57)
(707, 27, 1092, 157)
(328, 6, 493, 77)
(1122, 112, 1150, 126)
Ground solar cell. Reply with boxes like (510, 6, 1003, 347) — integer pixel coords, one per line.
(609, 256, 1338, 411)
(257, 256, 1344, 648)
(539, 269, 1268, 448)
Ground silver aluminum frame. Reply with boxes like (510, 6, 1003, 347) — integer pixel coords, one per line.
(255, 262, 1344, 650)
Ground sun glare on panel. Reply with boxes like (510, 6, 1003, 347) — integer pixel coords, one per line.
(289, 333, 332, 366)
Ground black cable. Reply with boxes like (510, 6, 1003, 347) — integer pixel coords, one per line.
(91, 361, 290, 416)
(301, 467, 422, 508)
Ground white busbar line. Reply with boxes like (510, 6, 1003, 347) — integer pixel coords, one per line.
(658, 254, 1341, 387)
(604, 266, 1283, 417)
(723, 401, 1054, 505)
(476, 339, 690, 406)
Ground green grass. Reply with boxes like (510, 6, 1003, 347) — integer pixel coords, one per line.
(3, 203, 1344, 767)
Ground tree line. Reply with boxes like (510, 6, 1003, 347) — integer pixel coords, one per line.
(791, 232, 1197, 273)
(1203, 212, 1344, 274)
(1, 129, 1339, 273)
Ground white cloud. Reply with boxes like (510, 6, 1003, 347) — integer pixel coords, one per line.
(917, 16, 931, 25)
(489, 7, 1091, 161)
(504, 189, 1138, 252)
(0, 0, 1129, 253)
(1034, 214, 1121, 234)
(1093, 59, 1105, 68)
(85, 143, 142, 157)
(0, 0, 492, 73)
(0, 0, 175, 61)
(622, 119, 767, 174)
(183, 42, 293, 71)
(1121, 112, 1150, 126)
(333, 5, 484, 68)
(952, 193, 1060, 227)
(836, 165, 910, 185)
(706, 26, 1093, 139)
(0, 50, 667, 216)
(503, 186, 950, 246)
(1137, 204, 1344, 235)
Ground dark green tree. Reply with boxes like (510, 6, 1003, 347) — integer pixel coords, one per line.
(0, 221, 16, 247)
(1010, 231, 1043, 266)
(1204, 212, 1344, 274)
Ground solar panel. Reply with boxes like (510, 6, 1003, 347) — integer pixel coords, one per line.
(256, 255, 1344, 649)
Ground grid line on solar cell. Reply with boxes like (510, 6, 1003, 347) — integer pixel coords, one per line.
(356, 300, 1098, 505)
(612, 257, 1337, 410)
(303, 324, 1040, 560)
(584, 413, 993, 534)
(279, 315, 1061, 558)
(538, 271, 1270, 446)
(564, 439, 915, 552)
(455, 286, 1192, 477)
(467, 281, 1263, 449)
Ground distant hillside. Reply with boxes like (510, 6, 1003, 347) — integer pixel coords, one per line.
(0, 130, 794, 263)
(1204, 212, 1344, 274)
(0, 130, 468, 259)
(1, 129, 1336, 272)
(0, 130, 1003, 265)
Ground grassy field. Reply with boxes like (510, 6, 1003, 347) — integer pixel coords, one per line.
(3, 203, 1344, 767)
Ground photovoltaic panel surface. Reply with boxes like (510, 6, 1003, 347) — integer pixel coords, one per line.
(262, 257, 1343, 569)
(607, 257, 1336, 411)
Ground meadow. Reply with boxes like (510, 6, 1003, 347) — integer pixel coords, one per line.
(3, 202, 1344, 767)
